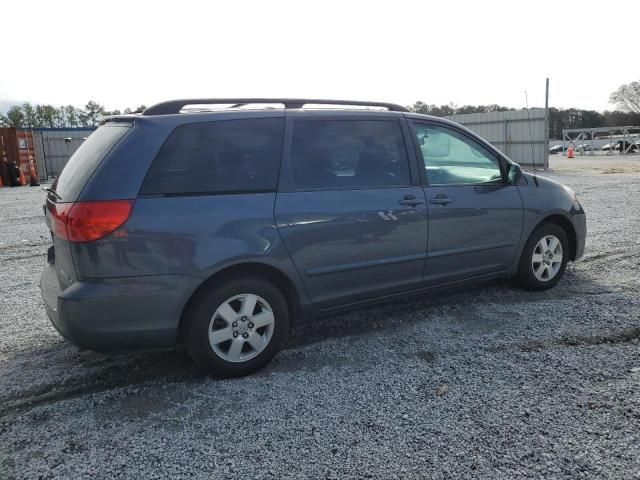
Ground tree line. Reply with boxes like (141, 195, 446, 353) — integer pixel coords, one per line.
(0, 101, 147, 129)
(408, 102, 640, 140)
(408, 81, 640, 139)
(2, 81, 638, 137)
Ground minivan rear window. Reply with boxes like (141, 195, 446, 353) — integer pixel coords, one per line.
(140, 118, 284, 196)
(52, 124, 131, 201)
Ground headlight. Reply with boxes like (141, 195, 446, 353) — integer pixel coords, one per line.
(563, 185, 583, 212)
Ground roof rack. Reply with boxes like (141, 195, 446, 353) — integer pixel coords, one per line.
(142, 98, 409, 115)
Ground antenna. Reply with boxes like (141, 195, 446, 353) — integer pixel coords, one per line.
(525, 91, 536, 172)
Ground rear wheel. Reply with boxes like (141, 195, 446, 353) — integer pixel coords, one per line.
(517, 222, 569, 291)
(184, 276, 289, 377)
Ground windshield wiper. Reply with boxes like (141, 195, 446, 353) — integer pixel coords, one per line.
(42, 186, 62, 201)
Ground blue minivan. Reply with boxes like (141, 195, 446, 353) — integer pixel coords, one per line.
(41, 99, 586, 376)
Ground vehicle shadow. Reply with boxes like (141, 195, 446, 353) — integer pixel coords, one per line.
(286, 266, 616, 348)
(0, 267, 617, 418)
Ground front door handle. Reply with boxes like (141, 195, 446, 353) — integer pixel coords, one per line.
(399, 195, 424, 207)
(429, 195, 452, 205)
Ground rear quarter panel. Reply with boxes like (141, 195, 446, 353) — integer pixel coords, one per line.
(70, 194, 310, 304)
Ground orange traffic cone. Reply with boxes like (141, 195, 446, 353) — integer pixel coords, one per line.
(29, 163, 40, 186)
(567, 146, 575, 159)
(19, 168, 27, 186)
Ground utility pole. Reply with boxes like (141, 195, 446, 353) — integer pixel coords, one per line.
(544, 77, 550, 170)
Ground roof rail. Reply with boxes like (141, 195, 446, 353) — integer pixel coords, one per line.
(142, 98, 409, 115)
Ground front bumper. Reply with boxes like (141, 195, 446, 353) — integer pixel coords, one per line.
(572, 212, 587, 260)
(41, 263, 200, 350)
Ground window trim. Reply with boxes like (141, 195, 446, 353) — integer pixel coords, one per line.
(409, 120, 508, 187)
(140, 187, 281, 198)
(283, 116, 415, 193)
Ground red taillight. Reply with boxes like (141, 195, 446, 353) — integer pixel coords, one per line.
(49, 201, 72, 240)
(50, 200, 134, 243)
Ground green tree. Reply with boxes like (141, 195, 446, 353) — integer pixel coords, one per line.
(548, 108, 566, 139)
(36, 105, 58, 128)
(610, 81, 640, 114)
(22, 102, 39, 128)
(409, 101, 432, 114)
(83, 100, 106, 127)
(453, 105, 478, 115)
(64, 105, 80, 127)
(123, 105, 147, 114)
(1, 105, 25, 127)
(430, 103, 456, 117)
(409, 102, 514, 117)
(53, 106, 66, 127)
(580, 110, 606, 129)
(603, 109, 640, 126)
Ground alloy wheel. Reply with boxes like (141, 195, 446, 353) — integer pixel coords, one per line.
(531, 235, 563, 282)
(208, 293, 275, 363)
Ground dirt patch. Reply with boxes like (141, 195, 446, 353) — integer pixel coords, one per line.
(0, 348, 201, 420)
(416, 350, 435, 363)
(519, 327, 640, 352)
(561, 327, 640, 346)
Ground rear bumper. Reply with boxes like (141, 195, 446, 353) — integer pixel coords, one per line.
(41, 263, 200, 350)
(572, 212, 587, 260)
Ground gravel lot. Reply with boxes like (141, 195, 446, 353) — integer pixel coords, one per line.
(1, 155, 639, 479)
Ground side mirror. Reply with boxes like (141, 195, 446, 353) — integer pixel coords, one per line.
(507, 163, 523, 184)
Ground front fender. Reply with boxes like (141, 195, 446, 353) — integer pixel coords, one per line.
(513, 173, 586, 269)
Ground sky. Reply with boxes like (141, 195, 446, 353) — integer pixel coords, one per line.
(1, 0, 638, 113)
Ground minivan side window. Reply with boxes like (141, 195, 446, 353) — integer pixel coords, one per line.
(413, 123, 503, 186)
(140, 118, 284, 195)
(290, 120, 410, 190)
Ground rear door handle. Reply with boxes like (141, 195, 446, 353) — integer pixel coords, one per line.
(399, 195, 424, 207)
(429, 195, 452, 205)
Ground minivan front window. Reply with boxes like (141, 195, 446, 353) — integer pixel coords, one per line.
(414, 124, 502, 185)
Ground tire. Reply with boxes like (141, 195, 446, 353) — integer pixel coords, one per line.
(517, 222, 569, 291)
(183, 276, 289, 377)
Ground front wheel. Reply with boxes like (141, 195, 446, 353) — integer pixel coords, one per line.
(517, 223, 569, 291)
(183, 276, 289, 377)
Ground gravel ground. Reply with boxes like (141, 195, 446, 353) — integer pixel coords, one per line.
(1, 155, 639, 479)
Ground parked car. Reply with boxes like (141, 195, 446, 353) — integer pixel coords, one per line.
(603, 140, 638, 152)
(549, 144, 564, 154)
(41, 98, 587, 376)
(576, 144, 593, 152)
(617, 140, 638, 153)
